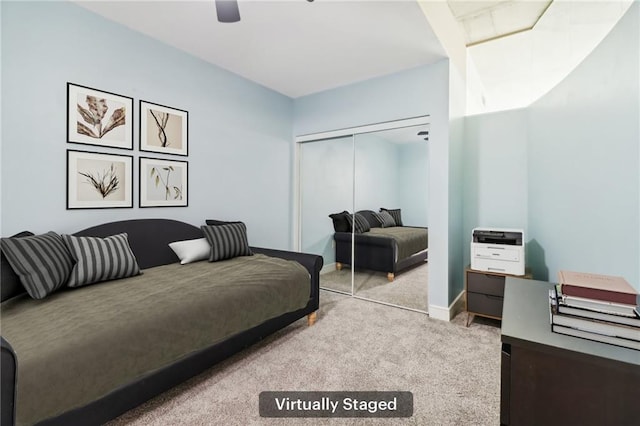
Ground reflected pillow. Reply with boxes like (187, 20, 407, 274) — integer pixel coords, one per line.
(1, 231, 74, 299)
(205, 219, 243, 226)
(62, 233, 141, 288)
(345, 213, 370, 234)
(329, 211, 351, 233)
(374, 211, 396, 228)
(380, 208, 403, 226)
(169, 238, 211, 264)
(356, 210, 381, 229)
(201, 222, 253, 262)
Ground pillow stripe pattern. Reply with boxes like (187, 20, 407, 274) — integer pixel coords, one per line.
(62, 233, 141, 288)
(0, 232, 73, 299)
(201, 222, 253, 262)
(374, 211, 396, 228)
(345, 213, 370, 233)
(380, 208, 403, 226)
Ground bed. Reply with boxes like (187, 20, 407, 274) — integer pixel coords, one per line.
(1, 219, 321, 425)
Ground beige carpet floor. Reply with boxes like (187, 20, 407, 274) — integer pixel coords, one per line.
(108, 291, 501, 426)
(321, 262, 428, 311)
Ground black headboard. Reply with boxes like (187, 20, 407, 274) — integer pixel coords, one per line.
(74, 219, 203, 269)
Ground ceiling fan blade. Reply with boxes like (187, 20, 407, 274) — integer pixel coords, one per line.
(216, 0, 240, 23)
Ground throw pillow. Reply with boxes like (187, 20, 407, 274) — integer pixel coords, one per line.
(374, 210, 396, 228)
(328, 211, 351, 233)
(205, 219, 243, 226)
(201, 222, 253, 262)
(380, 208, 403, 226)
(62, 233, 141, 288)
(1, 231, 74, 299)
(356, 210, 381, 229)
(168, 238, 211, 264)
(345, 213, 371, 234)
(1, 231, 34, 302)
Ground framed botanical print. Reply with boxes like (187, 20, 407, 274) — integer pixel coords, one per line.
(67, 83, 133, 149)
(139, 101, 188, 156)
(67, 150, 133, 209)
(139, 157, 188, 207)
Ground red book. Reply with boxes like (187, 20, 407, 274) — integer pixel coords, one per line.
(558, 270, 638, 306)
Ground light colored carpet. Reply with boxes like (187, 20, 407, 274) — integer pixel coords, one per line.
(321, 263, 428, 311)
(108, 291, 501, 425)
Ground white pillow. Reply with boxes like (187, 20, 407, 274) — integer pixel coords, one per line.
(168, 238, 211, 265)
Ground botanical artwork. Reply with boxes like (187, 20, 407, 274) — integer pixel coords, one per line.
(139, 157, 188, 207)
(67, 83, 133, 149)
(67, 150, 133, 209)
(77, 158, 125, 201)
(140, 101, 188, 156)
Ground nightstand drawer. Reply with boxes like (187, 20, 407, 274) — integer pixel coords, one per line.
(467, 271, 505, 297)
(467, 292, 504, 318)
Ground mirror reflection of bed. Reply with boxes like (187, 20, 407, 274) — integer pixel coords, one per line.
(354, 127, 429, 312)
(299, 121, 429, 313)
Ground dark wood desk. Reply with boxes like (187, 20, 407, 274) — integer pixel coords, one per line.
(500, 278, 640, 426)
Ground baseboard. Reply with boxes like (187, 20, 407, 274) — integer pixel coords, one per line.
(320, 263, 337, 275)
(428, 290, 465, 322)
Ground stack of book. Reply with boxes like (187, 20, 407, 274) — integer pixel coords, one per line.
(549, 270, 640, 351)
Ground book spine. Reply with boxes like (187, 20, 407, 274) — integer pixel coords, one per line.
(552, 325, 640, 351)
(561, 284, 637, 305)
(550, 311, 640, 341)
(557, 304, 640, 328)
(561, 296, 637, 317)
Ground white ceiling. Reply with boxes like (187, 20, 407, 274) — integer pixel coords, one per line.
(74, 0, 448, 98)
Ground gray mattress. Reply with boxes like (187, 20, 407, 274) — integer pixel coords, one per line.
(367, 227, 428, 261)
(0, 254, 310, 425)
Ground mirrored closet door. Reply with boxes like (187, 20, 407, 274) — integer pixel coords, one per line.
(298, 117, 430, 313)
(299, 135, 354, 295)
(352, 125, 430, 312)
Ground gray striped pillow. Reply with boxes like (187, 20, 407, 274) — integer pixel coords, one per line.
(201, 222, 253, 262)
(0, 231, 74, 299)
(62, 233, 141, 288)
(380, 208, 403, 226)
(374, 210, 396, 228)
(345, 213, 371, 233)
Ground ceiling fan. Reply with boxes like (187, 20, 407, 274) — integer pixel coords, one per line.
(216, 0, 314, 23)
(215, 0, 241, 23)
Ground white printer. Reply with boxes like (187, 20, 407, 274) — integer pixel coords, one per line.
(471, 228, 525, 276)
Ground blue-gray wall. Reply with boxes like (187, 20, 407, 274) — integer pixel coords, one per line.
(398, 142, 429, 227)
(463, 3, 639, 289)
(463, 108, 529, 269)
(299, 136, 353, 264)
(1, 1, 294, 249)
(354, 133, 400, 212)
(527, 3, 639, 289)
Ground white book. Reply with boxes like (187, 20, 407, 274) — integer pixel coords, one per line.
(551, 312, 640, 341)
(552, 324, 640, 351)
(560, 293, 638, 317)
(557, 304, 640, 328)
